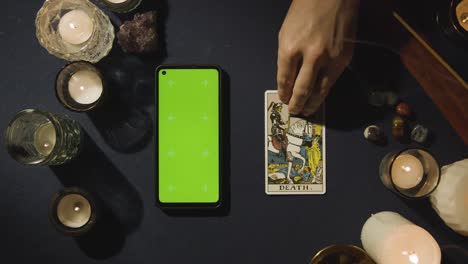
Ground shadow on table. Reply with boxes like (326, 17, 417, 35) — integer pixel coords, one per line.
(87, 0, 168, 153)
(50, 132, 144, 259)
(89, 46, 157, 153)
(296, 46, 405, 136)
(308, 3, 412, 132)
(401, 198, 468, 263)
(324, 70, 384, 131)
(87, 47, 156, 154)
(162, 71, 231, 217)
(87, 102, 153, 154)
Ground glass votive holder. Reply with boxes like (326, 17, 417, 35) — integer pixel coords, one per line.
(310, 244, 375, 264)
(379, 148, 441, 199)
(49, 187, 98, 236)
(56, 61, 106, 112)
(35, 0, 115, 63)
(5, 109, 82, 166)
(436, 0, 468, 46)
(100, 0, 142, 13)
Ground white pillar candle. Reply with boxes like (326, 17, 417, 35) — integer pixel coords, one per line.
(391, 154, 424, 189)
(34, 122, 56, 156)
(430, 159, 468, 236)
(58, 10, 94, 45)
(57, 193, 92, 228)
(361, 211, 441, 264)
(68, 70, 103, 105)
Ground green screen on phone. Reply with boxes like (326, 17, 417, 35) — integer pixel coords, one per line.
(157, 67, 220, 205)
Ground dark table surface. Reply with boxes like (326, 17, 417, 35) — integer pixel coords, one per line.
(1, 0, 467, 263)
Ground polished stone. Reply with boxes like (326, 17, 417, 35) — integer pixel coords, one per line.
(368, 91, 386, 107)
(384, 91, 399, 106)
(364, 125, 383, 142)
(396, 102, 411, 116)
(392, 116, 405, 139)
(411, 124, 429, 144)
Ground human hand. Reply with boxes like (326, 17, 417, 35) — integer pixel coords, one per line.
(277, 0, 360, 116)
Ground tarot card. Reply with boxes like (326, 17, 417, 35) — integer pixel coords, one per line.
(265, 90, 326, 195)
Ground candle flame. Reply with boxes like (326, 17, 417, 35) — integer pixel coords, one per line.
(409, 254, 419, 264)
(461, 14, 468, 24)
(402, 165, 411, 172)
(402, 251, 419, 264)
(74, 206, 80, 212)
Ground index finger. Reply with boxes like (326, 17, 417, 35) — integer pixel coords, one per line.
(288, 61, 319, 115)
(277, 51, 299, 104)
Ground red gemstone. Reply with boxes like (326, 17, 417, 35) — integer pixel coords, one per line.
(396, 103, 411, 116)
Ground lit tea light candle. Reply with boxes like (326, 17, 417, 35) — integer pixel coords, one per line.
(101, 0, 142, 13)
(50, 188, 97, 236)
(34, 122, 56, 156)
(456, 0, 468, 31)
(68, 70, 103, 105)
(361, 211, 441, 264)
(106, 0, 128, 3)
(56, 62, 105, 111)
(379, 149, 440, 199)
(391, 154, 424, 189)
(36, 0, 114, 62)
(57, 193, 92, 228)
(58, 9, 94, 45)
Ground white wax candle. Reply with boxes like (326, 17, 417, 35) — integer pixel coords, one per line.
(58, 10, 94, 45)
(391, 154, 424, 189)
(57, 194, 92, 228)
(68, 70, 103, 104)
(361, 211, 441, 264)
(106, 0, 128, 3)
(430, 159, 468, 236)
(34, 122, 56, 156)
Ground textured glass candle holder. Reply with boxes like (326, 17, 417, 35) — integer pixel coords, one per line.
(35, 0, 115, 63)
(5, 109, 82, 166)
(100, 0, 142, 13)
(379, 148, 440, 199)
(56, 61, 106, 112)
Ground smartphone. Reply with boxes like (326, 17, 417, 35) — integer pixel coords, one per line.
(156, 65, 223, 209)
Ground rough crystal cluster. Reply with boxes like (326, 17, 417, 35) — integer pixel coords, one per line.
(117, 11, 159, 54)
(411, 124, 429, 144)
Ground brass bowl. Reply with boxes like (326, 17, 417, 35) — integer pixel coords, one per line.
(310, 244, 375, 264)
